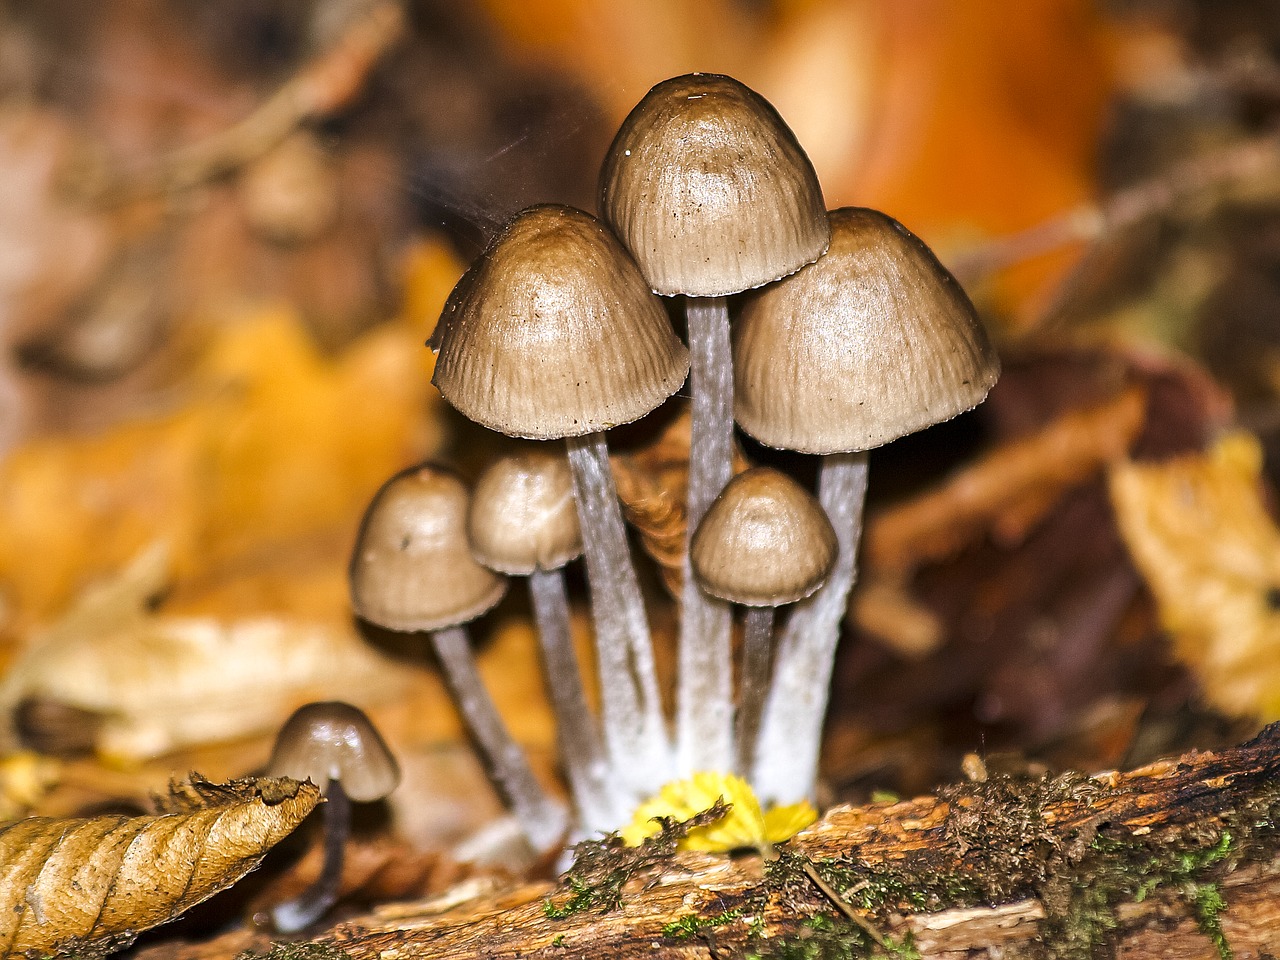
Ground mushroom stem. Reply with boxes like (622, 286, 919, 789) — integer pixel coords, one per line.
(527, 567, 615, 831)
(565, 431, 670, 801)
(270, 778, 351, 933)
(750, 450, 869, 805)
(677, 296, 735, 774)
(735, 606, 775, 775)
(431, 624, 568, 853)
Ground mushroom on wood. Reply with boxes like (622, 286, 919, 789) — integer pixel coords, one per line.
(734, 207, 999, 805)
(689, 467, 836, 774)
(350, 464, 568, 853)
(432, 204, 688, 806)
(266, 700, 399, 932)
(468, 450, 615, 831)
(601, 73, 829, 775)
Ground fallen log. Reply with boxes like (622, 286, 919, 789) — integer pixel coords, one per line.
(141, 723, 1280, 960)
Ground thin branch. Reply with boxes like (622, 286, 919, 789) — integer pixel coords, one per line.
(949, 132, 1280, 283)
(96, 0, 406, 204)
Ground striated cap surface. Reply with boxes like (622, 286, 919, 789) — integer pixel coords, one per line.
(734, 207, 1000, 454)
(601, 73, 829, 297)
(431, 204, 688, 439)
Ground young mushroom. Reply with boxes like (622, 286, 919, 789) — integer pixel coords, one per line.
(689, 467, 837, 775)
(468, 449, 616, 831)
(350, 464, 568, 853)
(733, 207, 1000, 805)
(601, 73, 829, 774)
(266, 701, 399, 933)
(431, 204, 688, 804)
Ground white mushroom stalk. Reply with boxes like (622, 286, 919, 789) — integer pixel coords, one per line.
(349, 465, 569, 853)
(567, 433, 672, 801)
(676, 296, 735, 774)
(431, 205, 688, 805)
(733, 207, 1000, 806)
(431, 624, 569, 853)
(736, 606, 775, 775)
(527, 567, 616, 831)
(750, 452, 867, 803)
(600, 74, 829, 776)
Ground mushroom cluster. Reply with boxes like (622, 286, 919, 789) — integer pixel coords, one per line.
(352, 73, 999, 845)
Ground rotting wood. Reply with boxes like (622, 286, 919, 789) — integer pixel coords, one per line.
(138, 724, 1280, 960)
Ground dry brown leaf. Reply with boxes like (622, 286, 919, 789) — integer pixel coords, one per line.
(613, 408, 749, 597)
(0, 242, 458, 627)
(0, 775, 319, 959)
(1109, 431, 1280, 720)
(0, 545, 409, 762)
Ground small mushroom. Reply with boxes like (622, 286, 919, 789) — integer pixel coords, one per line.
(351, 464, 568, 853)
(266, 701, 399, 932)
(733, 207, 1000, 804)
(468, 450, 615, 830)
(689, 467, 836, 774)
(601, 73, 829, 775)
(432, 204, 688, 803)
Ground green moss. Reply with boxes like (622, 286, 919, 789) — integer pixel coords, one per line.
(663, 907, 745, 939)
(1191, 882, 1231, 960)
(545, 757, 1278, 956)
(743, 913, 921, 960)
(542, 800, 731, 919)
(238, 940, 354, 960)
(768, 766, 1279, 960)
(744, 914, 871, 960)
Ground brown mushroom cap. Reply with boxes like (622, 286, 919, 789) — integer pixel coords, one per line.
(431, 204, 689, 439)
(268, 701, 401, 802)
(733, 207, 1000, 454)
(468, 450, 582, 575)
(690, 466, 837, 606)
(350, 465, 507, 632)
(600, 73, 829, 297)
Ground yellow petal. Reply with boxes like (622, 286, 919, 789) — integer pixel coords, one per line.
(622, 772, 814, 853)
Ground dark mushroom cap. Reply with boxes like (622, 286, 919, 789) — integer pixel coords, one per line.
(690, 466, 837, 606)
(431, 204, 689, 439)
(468, 450, 582, 575)
(733, 207, 1000, 454)
(600, 73, 829, 297)
(350, 465, 507, 632)
(268, 701, 400, 802)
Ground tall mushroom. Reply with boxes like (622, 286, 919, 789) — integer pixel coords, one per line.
(468, 449, 616, 831)
(601, 73, 829, 774)
(431, 204, 688, 804)
(689, 467, 836, 775)
(733, 207, 1000, 805)
(267, 701, 400, 932)
(350, 464, 568, 853)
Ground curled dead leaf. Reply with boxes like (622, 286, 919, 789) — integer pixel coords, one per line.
(0, 775, 319, 959)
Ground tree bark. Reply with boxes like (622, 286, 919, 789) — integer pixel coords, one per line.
(140, 724, 1280, 960)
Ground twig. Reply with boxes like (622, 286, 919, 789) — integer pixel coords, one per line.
(97, 0, 406, 205)
(799, 860, 887, 950)
(949, 132, 1280, 283)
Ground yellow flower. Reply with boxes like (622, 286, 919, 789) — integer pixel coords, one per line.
(620, 772, 817, 853)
